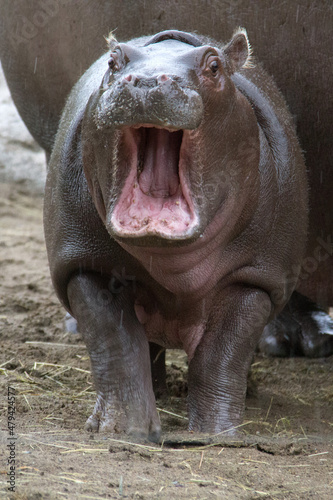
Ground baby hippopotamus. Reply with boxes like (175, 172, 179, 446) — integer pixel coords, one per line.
(44, 29, 308, 441)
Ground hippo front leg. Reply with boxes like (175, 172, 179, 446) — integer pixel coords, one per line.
(188, 287, 272, 434)
(67, 272, 161, 442)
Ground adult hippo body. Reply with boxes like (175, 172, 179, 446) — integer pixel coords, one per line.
(0, 1, 332, 336)
(44, 29, 307, 439)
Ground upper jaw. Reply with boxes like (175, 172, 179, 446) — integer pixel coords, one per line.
(94, 74, 204, 131)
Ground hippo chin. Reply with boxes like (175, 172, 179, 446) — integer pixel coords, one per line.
(44, 29, 308, 441)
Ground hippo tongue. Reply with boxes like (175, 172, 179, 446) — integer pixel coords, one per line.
(138, 128, 182, 198)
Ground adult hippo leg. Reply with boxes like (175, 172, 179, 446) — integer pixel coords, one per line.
(188, 287, 272, 434)
(259, 291, 333, 357)
(67, 272, 161, 442)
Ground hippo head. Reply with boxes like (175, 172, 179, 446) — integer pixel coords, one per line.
(82, 29, 258, 247)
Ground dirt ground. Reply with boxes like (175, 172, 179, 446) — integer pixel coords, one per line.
(0, 65, 333, 500)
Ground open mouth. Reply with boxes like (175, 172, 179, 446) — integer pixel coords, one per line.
(110, 126, 199, 240)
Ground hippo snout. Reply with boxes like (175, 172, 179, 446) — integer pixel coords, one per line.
(93, 71, 203, 130)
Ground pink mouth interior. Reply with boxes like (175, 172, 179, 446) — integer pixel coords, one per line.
(111, 127, 198, 238)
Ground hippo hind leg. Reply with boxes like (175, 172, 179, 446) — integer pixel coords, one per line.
(67, 272, 161, 442)
(258, 291, 333, 357)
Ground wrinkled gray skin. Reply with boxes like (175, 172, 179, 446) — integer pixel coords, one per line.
(1, 1, 332, 438)
(42, 28, 308, 440)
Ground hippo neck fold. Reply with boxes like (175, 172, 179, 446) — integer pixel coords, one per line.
(232, 73, 291, 184)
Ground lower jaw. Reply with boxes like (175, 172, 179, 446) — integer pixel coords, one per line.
(110, 184, 199, 241)
(109, 207, 200, 246)
(110, 225, 203, 249)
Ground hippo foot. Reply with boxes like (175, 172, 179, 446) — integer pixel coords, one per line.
(85, 394, 161, 443)
(258, 292, 333, 357)
(188, 418, 241, 436)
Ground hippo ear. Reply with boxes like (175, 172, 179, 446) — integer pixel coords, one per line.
(104, 30, 118, 50)
(224, 28, 253, 74)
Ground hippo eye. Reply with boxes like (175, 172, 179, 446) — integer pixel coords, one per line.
(108, 51, 124, 72)
(108, 56, 116, 70)
(202, 51, 221, 78)
(209, 59, 219, 76)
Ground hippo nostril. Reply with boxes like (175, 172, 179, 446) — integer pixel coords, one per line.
(157, 74, 170, 83)
(124, 74, 141, 86)
(123, 74, 141, 86)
